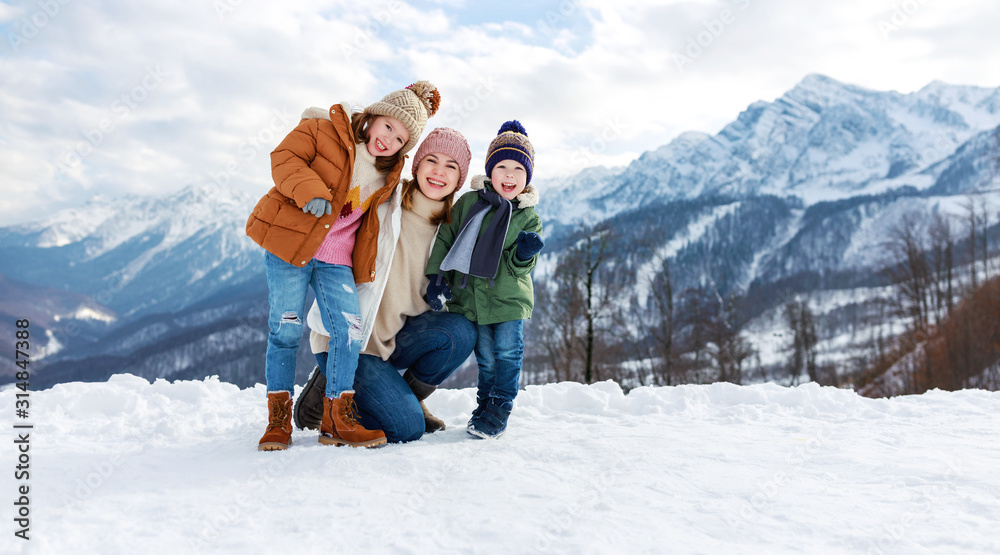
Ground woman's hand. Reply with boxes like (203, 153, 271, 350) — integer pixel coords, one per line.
(425, 274, 452, 311)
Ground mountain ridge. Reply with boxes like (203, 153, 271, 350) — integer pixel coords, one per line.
(2, 74, 998, 388)
(537, 74, 1000, 228)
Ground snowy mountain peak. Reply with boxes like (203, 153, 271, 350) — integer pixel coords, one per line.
(9, 181, 258, 257)
(30, 196, 120, 248)
(541, 75, 1000, 226)
(783, 74, 876, 110)
(0, 180, 264, 317)
(665, 130, 712, 151)
(793, 73, 856, 95)
(915, 78, 998, 102)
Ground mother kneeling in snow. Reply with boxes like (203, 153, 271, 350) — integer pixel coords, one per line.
(293, 127, 477, 442)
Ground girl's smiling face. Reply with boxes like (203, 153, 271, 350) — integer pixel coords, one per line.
(490, 159, 527, 200)
(415, 152, 461, 201)
(366, 116, 409, 157)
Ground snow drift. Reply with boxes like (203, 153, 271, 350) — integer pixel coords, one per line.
(2, 376, 999, 554)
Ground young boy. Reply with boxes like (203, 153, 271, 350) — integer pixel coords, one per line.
(425, 120, 544, 439)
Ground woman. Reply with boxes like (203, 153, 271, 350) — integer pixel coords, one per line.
(293, 127, 477, 443)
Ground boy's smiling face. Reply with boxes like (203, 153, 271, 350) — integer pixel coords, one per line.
(366, 115, 409, 157)
(490, 159, 527, 200)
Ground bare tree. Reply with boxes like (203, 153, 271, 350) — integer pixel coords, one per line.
(533, 224, 619, 385)
(784, 299, 818, 385)
(707, 291, 755, 384)
(885, 213, 932, 333)
(678, 287, 715, 383)
(980, 194, 991, 282)
(637, 256, 679, 385)
(574, 226, 617, 384)
(928, 212, 956, 321)
(531, 275, 583, 383)
(963, 194, 981, 291)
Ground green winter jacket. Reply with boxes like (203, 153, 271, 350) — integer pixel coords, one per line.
(426, 175, 542, 325)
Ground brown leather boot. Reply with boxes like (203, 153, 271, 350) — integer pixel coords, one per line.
(258, 391, 293, 451)
(404, 369, 445, 433)
(318, 392, 387, 448)
(293, 366, 325, 431)
(419, 401, 446, 433)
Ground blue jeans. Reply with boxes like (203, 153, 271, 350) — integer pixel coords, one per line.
(343, 311, 476, 443)
(474, 320, 524, 408)
(264, 252, 362, 397)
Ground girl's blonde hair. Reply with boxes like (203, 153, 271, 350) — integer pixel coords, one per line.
(351, 112, 405, 173)
(399, 174, 455, 225)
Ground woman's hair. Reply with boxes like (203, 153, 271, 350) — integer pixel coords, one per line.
(351, 111, 404, 173)
(399, 175, 455, 225)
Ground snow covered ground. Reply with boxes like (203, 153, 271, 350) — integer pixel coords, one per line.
(3, 375, 999, 554)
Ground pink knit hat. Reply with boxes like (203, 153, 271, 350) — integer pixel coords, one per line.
(411, 127, 472, 189)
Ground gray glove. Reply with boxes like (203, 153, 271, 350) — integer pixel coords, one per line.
(303, 197, 332, 218)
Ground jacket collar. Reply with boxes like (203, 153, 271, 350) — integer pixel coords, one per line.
(299, 103, 406, 182)
(300, 102, 352, 122)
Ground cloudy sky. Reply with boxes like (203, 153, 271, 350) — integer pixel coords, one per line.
(1, 0, 998, 225)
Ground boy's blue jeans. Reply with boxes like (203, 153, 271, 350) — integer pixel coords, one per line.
(320, 311, 476, 443)
(474, 320, 524, 409)
(264, 252, 362, 398)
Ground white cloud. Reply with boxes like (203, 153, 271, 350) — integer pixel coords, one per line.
(1, 0, 998, 225)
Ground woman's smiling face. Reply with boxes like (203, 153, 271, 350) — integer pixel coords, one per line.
(415, 152, 461, 201)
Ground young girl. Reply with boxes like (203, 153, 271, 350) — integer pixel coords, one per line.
(246, 81, 441, 450)
(294, 128, 478, 442)
(425, 120, 544, 439)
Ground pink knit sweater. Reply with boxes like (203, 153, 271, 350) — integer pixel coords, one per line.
(313, 144, 385, 265)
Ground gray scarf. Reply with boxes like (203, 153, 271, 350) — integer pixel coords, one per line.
(439, 186, 512, 287)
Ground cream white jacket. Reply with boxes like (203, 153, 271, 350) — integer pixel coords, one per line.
(307, 186, 439, 352)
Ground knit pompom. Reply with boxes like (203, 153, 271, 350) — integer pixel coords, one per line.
(498, 120, 527, 136)
(406, 80, 441, 117)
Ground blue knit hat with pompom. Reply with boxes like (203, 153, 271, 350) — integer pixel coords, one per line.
(485, 120, 534, 186)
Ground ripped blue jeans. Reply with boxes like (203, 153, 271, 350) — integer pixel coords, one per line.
(264, 252, 362, 397)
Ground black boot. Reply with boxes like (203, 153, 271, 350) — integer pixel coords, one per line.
(467, 398, 512, 439)
(403, 369, 445, 433)
(469, 393, 487, 422)
(293, 366, 326, 430)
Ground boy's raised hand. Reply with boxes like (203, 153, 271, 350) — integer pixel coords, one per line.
(303, 197, 332, 218)
(515, 231, 544, 261)
(425, 274, 452, 311)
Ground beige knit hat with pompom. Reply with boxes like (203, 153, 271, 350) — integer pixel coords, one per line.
(364, 80, 441, 155)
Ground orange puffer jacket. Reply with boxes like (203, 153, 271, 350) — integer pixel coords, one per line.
(246, 103, 404, 284)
